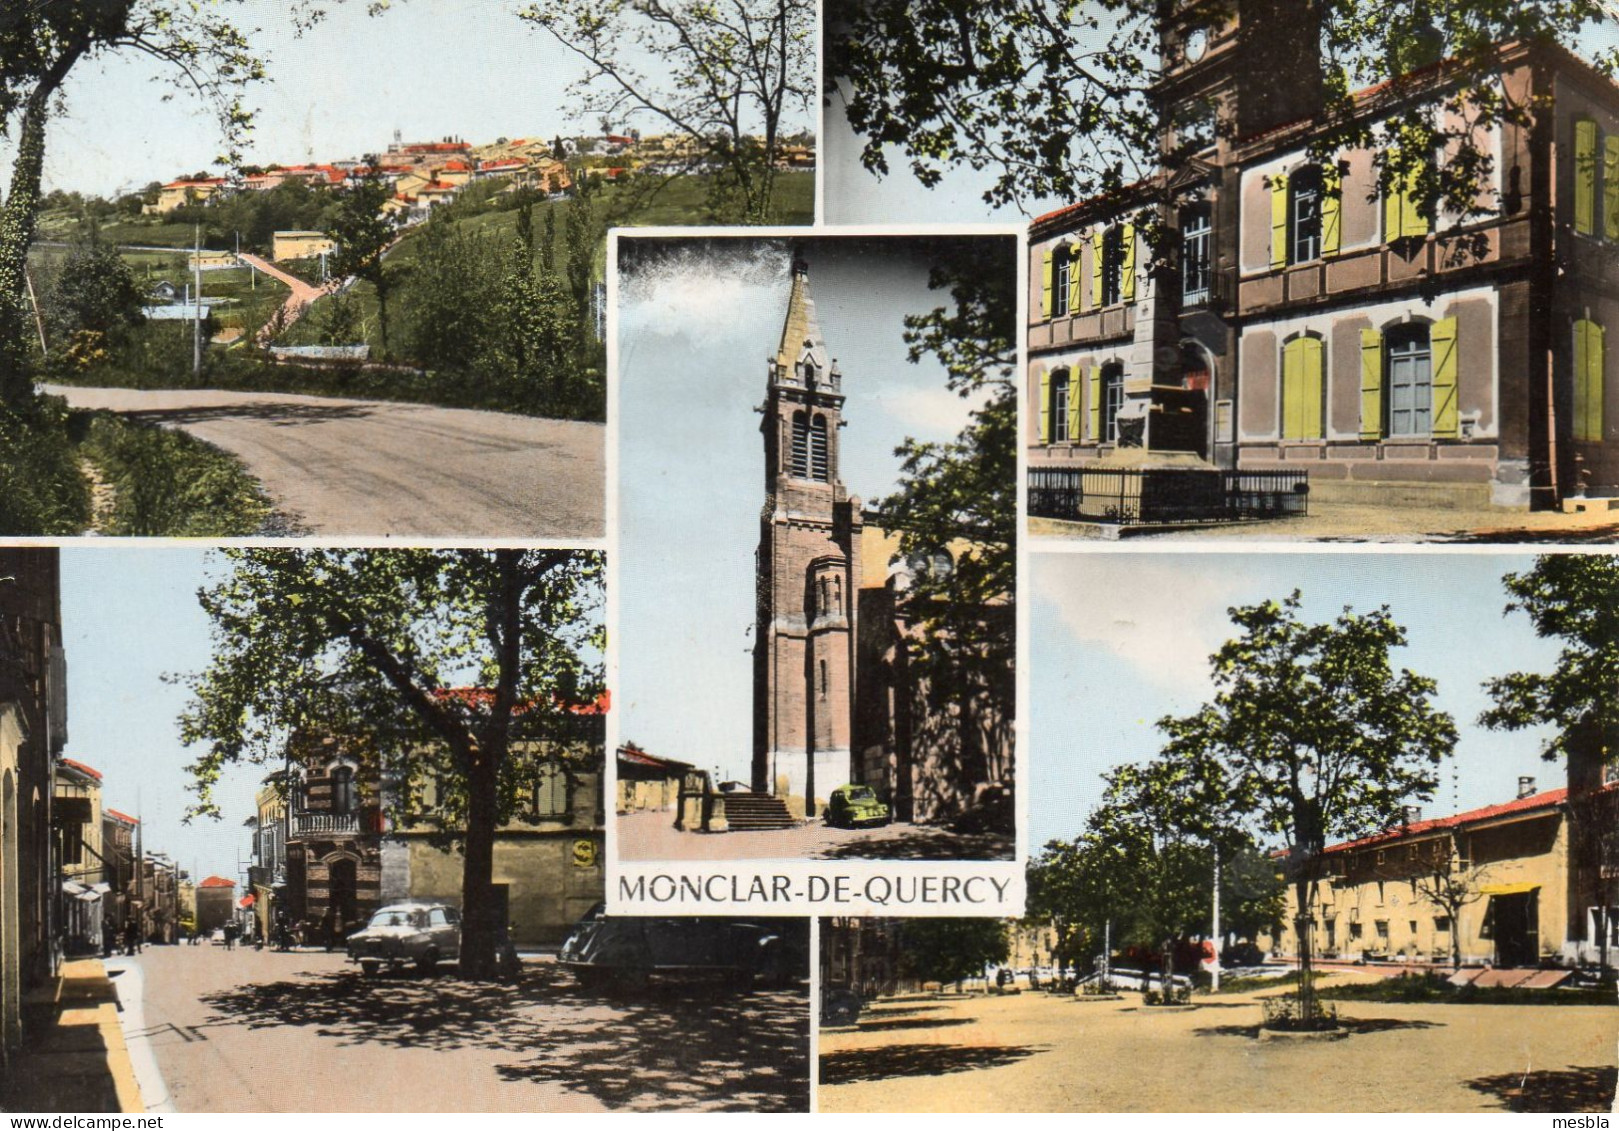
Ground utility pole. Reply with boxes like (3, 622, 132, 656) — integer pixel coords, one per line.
(193, 223, 203, 377)
(1210, 845, 1222, 992)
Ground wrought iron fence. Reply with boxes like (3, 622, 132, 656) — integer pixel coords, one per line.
(1028, 466, 1309, 526)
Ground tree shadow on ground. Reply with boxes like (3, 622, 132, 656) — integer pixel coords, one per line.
(813, 826, 1013, 861)
(1464, 1065, 1618, 1113)
(1193, 1017, 1442, 1039)
(1443, 526, 1619, 544)
(863, 1004, 947, 1016)
(198, 964, 808, 1111)
(120, 401, 376, 428)
(819, 1043, 1043, 1085)
(854, 1017, 976, 1034)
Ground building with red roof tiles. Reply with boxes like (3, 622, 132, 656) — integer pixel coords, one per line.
(1272, 748, 1617, 970)
(148, 177, 230, 214)
(1027, 1, 1619, 521)
(195, 875, 236, 934)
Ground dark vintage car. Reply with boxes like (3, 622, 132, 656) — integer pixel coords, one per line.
(820, 985, 863, 1027)
(559, 905, 806, 993)
(346, 902, 461, 977)
(824, 784, 889, 829)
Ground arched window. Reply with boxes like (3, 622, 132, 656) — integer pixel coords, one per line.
(1385, 324, 1433, 437)
(1052, 244, 1075, 317)
(809, 414, 829, 481)
(1181, 203, 1212, 304)
(534, 762, 568, 818)
(790, 411, 809, 477)
(1290, 166, 1323, 264)
(1050, 370, 1071, 443)
(329, 766, 355, 814)
(1102, 363, 1126, 443)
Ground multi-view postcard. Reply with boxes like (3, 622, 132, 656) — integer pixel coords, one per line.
(3, 0, 1619, 1120)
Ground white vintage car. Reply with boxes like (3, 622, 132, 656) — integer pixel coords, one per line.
(346, 902, 461, 977)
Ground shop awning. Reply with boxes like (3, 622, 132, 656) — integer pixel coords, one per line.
(1480, 882, 1540, 896)
(238, 894, 256, 909)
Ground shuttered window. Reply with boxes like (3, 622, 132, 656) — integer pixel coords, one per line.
(1384, 130, 1432, 242)
(1038, 370, 1051, 443)
(1051, 371, 1070, 443)
(809, 415, 829, 480)
(1291, 166, 1323, 263)
(534, 762, 568, 818)
(1182, 204, 1212, 304)
(1281, 336, 1324, 440)
(1386, 325, 1433, 437)
(790, 411, 809, 477)
(1575, 318, 1606, 443)
(1053, 246, 1073, 317)
(1102, 364, 1126, 442)
(1575, 117, 1598, 236)
(1088, 366, 1102, 441)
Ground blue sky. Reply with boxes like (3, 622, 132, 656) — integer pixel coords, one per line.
(28, 0, 812, 199)
(1027, 551, 1570, 853)
(614, 235, 1014, 785)
(60, 548, 263, 889)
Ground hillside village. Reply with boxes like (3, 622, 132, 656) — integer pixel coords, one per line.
(141, 130, 816, 236)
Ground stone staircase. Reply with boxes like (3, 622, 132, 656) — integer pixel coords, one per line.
(720, 792, 797, 831)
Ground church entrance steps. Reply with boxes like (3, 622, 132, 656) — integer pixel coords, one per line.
(719, 793, 798, 831)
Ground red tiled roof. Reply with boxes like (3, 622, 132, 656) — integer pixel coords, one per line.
(1032, 179, 1150, 228)
(59, 757, 102, 782)
(164, 178, 226, 189)
(198, 875, 235, 889)
(1325, 787, 1574, 855)
(443, 160, 471, 172)
(104, 808, 138, 826)
(617, 744, 692, 773)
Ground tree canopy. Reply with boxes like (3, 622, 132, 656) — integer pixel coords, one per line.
(873, 238, 1017, 807)
(895, 917, 1008, 986)
(829, 0, 1619, 219)
(1157, 591, 1457, 1015)
(518, 0, 814, 221)
(177, 548, 605, 977)
(1480, 554, 1619, 769)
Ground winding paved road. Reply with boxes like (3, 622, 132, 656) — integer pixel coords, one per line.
(48, 385, 604, 538)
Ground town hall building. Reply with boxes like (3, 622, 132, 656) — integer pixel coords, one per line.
(1028, 0, 1619, 513)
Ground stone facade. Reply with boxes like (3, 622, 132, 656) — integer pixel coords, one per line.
(1027, 1, 1619, 510)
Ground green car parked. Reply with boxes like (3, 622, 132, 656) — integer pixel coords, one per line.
(825, 784, 890, 829)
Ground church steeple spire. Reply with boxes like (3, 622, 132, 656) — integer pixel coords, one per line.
(771, 258, 841, 392)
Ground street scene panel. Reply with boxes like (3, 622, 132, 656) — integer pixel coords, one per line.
(0, 547, 810, 1113)
(1, 0, 813, 537)
(615, 234, 1017, 864)
(818, 552, 1618, 1113)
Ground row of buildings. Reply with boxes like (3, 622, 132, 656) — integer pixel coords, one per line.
(1026, 0, 1619, 513)
(245, 704, 608, 950)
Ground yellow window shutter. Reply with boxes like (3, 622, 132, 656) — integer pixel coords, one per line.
(1281, 338, 1302, 439)
(1606, 137, 1619, 240)
(1121, 224, 1137, 303)
(1322, 163, 1342, 257)
(1590, 320, 1606, 443)
(1088, 365, 1102, 440)
(1400, 163, 1428, 239)
(1067, 372, 1083, 442)
(1575, 118, 1598, 236)
(1301, 336, 1324, 439)
(1431, 315, 1459, 438)
(1383, 149, 1403, 242)
(1038, 370, 1051, 443)
(1270, 174, 1289, 269)
(1068, 242, 1084, 313)
(1576, 319, 1605, 442)
(1091, 229, 1104, 307)
(1360, 327, 1383, 440)
(1041, 249, 1053, 319)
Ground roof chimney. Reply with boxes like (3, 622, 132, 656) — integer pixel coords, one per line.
(1517, 776, 1536, 800)
(1402, 804, 1422, 826)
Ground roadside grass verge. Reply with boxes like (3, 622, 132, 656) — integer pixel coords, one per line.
(73, 411, 273, 536)
(0, 394, 93, 535)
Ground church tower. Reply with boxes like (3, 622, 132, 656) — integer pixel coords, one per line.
(752, 259, 861, 817)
